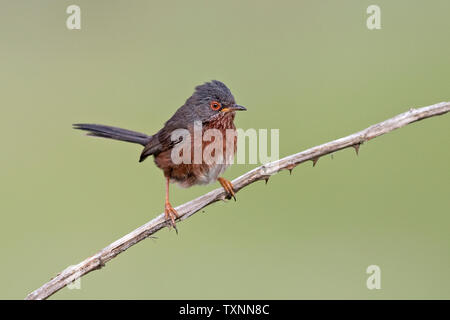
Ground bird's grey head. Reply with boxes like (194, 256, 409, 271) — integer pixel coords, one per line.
(186, 80, 246, 122)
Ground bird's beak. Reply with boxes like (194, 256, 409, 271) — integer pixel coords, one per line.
(221, 104, 247, 112)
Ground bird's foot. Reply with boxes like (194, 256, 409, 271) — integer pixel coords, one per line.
(218, 177, 236, 201)
(164, 201, 179, 232)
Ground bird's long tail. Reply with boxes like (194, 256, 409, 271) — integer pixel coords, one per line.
(73, 123, 151, 146)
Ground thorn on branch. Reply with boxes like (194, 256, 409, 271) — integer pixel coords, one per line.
(312, 157, 319, 167)
(260, 175, 271, 184)
(353, 143, 361, 156)
(286, 164, 297, 175)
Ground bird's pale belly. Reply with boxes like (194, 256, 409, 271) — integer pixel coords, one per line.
(194, 162, 230, 185)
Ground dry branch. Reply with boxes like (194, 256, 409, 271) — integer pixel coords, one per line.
(25, 101, 450, 300)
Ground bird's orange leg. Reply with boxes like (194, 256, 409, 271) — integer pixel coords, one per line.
(218, 177, 236, 201)
(164, 177, 179, 230)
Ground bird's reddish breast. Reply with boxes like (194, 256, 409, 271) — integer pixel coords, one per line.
(154, 112, 237, 187)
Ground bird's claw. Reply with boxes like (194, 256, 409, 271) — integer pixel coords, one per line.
(165, 202, 179, 233)
(218, 177, 236, 201)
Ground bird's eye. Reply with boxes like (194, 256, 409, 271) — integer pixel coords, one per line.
(210, 101, 221, 111)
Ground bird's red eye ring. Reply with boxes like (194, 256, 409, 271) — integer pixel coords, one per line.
(210, 101, 221, 111)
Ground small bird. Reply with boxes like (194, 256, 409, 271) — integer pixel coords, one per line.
(73, 80, 246, 229)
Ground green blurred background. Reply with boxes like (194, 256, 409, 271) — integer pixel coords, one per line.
(1, 0, 449, 299)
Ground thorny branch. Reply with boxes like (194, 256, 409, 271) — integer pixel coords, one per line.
(25, 101, 450, 300)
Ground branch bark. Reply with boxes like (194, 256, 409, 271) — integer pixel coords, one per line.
(25, 101, 450, 300)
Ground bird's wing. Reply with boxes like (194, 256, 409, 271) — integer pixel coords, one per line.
(139, 106, 195, 162)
